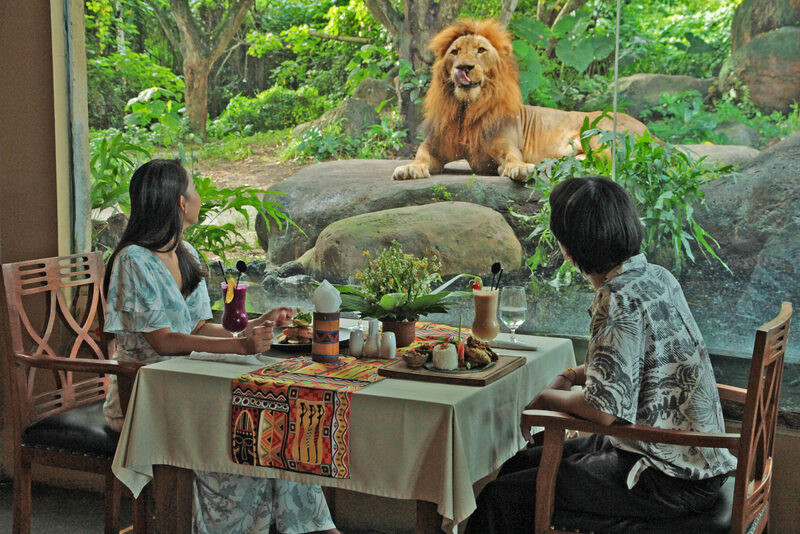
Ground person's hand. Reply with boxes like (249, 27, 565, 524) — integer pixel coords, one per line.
(520, 389, 551, 441)
(263, 307, 296, 327)
(548, 373, 575, 392)
(239, 324, 273, 354)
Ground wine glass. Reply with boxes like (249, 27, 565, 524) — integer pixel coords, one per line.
(221, 282, 248, 337)
(499, 286, 528, 343)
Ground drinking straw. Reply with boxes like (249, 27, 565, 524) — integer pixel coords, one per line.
(457, 313, 462, 345)
(217, 260, 226, 276)
(495, 269, 504, 290)
(490, 262, 501, 290)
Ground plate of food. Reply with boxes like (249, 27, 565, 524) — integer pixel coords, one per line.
(420, 336, 499, 373)
(272, 311, 350, 352)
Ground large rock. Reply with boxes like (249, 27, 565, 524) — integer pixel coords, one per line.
(612, 74, 714, 118)
(255, 160, 541, 265)
(714, 121, 762, 147)
(719, 27, 800, 114)
(298, 202, 523, 281)
(731, 0, 800, 52)
(695, 134, 800, 273)
(352, 77, 396, 112)
(291, 98, 379, 140)
(678, 144, 760, 167)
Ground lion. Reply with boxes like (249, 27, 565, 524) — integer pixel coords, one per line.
(392, 19, 650, 182)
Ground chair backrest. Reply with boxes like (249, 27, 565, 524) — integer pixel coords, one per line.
(732, 301, 792, 533)
(2, 252, 112, 432)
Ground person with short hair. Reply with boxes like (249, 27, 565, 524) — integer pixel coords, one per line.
(466, 176, 736, 533)
(103, 159, 338, 534)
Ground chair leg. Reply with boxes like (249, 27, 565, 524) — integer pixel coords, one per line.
(13, 454, 32, 534)
(104, 471, 122, 534)
(133, 484, 152, 534)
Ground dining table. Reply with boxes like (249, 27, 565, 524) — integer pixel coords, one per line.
(112, 319, 576, 533)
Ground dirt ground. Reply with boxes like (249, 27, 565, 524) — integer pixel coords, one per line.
(195, 143, 305, 190)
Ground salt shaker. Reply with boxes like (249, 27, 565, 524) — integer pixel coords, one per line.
(349, 328, 365, 357)
(363, 319, 381, 358)
(380, 331, 396, 359)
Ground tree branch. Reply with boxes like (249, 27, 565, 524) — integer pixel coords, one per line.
(364, 0, 403, 38)
(167, 0, 206, 55)
(308, 30, 372, 45)
(498, 0, 520, 27)
(147, 0, 182, 53)
(209, 0, 256, 64)
(551, 0, 588, 29)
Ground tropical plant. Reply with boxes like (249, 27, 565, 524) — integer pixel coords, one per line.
(519, 114, 732, 278)
(89, 130, 151, 215)
(335, 241, 472, 322)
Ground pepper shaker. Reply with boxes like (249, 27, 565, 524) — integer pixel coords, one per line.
(363, 319, 381, 358)
(380, 331, 396, 359)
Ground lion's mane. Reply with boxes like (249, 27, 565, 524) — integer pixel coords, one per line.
(424, 19, 522, 152)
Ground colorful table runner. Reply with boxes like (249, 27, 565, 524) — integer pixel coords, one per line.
(231, 356, 386, 478)
(395, 321, 472, 356)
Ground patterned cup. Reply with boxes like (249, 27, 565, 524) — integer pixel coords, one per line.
(312, 311, 340, 363)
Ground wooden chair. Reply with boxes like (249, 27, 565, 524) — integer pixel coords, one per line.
(2, 252, 146, 534)
(522, 301, 792, 534)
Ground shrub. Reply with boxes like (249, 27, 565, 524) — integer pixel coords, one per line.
(518, 114, 732, 280)
(208, 85, 326, 137)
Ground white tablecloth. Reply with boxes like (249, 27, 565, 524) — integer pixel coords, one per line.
(112, 325, 575, 529)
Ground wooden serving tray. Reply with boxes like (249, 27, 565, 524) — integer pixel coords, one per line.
(378, 355, 526, 386)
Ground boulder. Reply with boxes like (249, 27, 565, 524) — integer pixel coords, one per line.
(714, 121, 762, 147)
(92, 212, 128, 252)
(694, 134, 800, 274)
(677, 144, 760, 167)
(255, 160, 541, 265)
(612, 74, 715, 118)
(719, 27, 800, 114)
(352, 77, 397, 112)
(731, 0, 800, 52)
(298, 202, 523, 281)
(291, 98, 380, 140)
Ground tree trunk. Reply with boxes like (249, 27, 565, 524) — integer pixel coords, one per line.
(184, 56, 211, 137)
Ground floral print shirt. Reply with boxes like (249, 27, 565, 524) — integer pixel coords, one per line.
(583, 254, 737, 485)
(103, 242, 212, 429)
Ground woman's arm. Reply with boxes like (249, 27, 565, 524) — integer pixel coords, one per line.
(143, 326, 271, 356)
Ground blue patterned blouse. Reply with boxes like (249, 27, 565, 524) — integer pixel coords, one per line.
(103, 242, 212, 429)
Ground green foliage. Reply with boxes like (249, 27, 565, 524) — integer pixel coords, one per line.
(520, 115, 731, 278)
(182, 172, 299, 264)
(431, 183, 453, 202)
(89, 130, 151, 214)
(123, 87, 186, 147)
(208, 85, 326, 137)
(642, 90, 800, 148)
(283, 107, 408, 161)
(87, 50, 185, 129)
(335, 241, 472, 322)
(195, 130, 291, 163)
(397, 60, 432, 105)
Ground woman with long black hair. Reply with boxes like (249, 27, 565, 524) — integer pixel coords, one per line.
(103, 159, 337, 534)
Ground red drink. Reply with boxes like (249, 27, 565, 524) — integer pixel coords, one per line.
(221, 283, 248, 336)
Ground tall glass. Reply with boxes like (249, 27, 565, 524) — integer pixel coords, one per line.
(471, 288, 500, 341)
(221, 283, 248, 337)
(499, 286, 528, 343)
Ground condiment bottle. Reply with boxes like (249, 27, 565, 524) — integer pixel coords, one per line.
(363, 319, 381, 358)
(380, 331, 396, 359)
(349, 328, 365, 357)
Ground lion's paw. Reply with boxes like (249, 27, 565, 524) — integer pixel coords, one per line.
(393, 164, 430, 181)
(500, 162, 537, 183)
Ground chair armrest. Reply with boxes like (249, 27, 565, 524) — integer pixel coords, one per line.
(717, 383, 747, 404)
(522, 409, 740, 450)
(13, 352, 144, 378)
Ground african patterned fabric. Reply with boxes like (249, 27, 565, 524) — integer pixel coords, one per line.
(231, 356, 387, 478)
(584, 253, 737, 487)
(395, 321, 472, 357)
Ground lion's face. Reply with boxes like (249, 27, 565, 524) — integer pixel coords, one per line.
(442, 34, 501, 103)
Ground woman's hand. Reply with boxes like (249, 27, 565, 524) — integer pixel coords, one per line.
(239, 324, 273, 354)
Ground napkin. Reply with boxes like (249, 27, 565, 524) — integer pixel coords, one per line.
(188, 352, 266, 365)
(313, 279, 341, 313)
(489, 339, 540, 351)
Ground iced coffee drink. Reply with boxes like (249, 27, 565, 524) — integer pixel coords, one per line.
(472, 288, 499, 341)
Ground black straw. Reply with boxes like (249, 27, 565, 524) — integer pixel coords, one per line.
(217, 260, 226, 277)
(494, 269, 504, 290)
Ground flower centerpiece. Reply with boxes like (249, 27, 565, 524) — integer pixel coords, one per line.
(336, 240, 472, 347)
